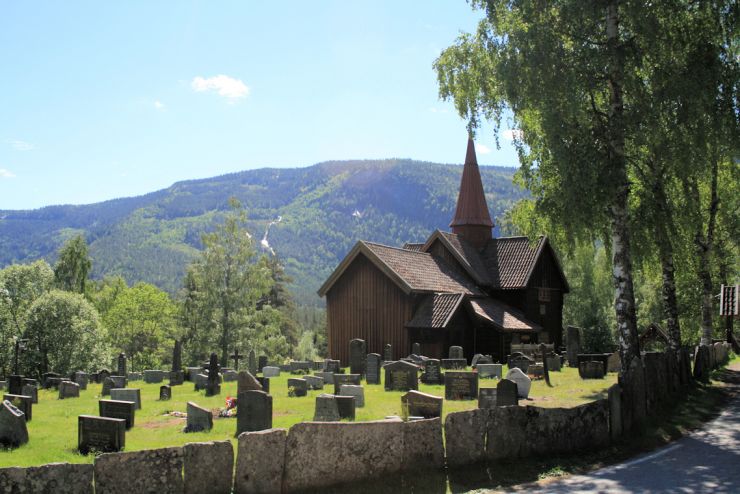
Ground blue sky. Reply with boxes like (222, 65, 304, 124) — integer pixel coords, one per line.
(1, 1, 519, 210)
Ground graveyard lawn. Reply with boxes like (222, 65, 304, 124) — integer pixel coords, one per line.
(0, 366, 615, 467)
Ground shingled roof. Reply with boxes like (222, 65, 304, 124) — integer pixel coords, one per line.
(423, 230, 491, 286)
(406, 293, 465, 329)
(481, 236, 547, 289)
(468, 298, 542, 332)
(317, 241, 482, 297)
(450, 138, 494, 228)
(402, 242, 424, 252)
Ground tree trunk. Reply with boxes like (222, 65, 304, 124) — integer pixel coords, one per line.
(694, 157, 719, 346)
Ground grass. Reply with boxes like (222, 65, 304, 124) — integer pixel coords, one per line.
(0, 365, 615, 468)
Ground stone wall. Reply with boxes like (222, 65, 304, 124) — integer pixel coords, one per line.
(0, 343, 732, 493)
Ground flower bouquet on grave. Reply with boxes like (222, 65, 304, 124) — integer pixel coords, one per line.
(218, 396, 238, 417)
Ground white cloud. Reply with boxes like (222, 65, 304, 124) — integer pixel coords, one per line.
(502, 129, 524, 141)
(191, 75, 249, 99)
(154, 100, 165, 110)
(0, 168, 16, 178)
(475, 143, 492, 155)
(7, 139, 33, 151)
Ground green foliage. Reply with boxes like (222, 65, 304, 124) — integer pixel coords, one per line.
(102, 282, 178, 371)
(294, 330, 318, 362)
(23, 290, 108, 376)
(53, 234, 91, 293)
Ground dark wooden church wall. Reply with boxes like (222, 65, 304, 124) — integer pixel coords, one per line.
(326, 254, 414, 365)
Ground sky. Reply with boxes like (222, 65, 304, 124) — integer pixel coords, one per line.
(0, 1, 520, 210)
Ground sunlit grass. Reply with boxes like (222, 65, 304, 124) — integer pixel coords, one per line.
(0, 365, 616, 468)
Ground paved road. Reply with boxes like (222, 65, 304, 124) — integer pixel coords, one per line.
(518, 365, 740, 493)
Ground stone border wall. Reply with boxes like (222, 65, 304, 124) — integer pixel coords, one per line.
(0, 343, 731, 493)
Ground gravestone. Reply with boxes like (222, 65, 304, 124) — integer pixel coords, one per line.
(256, 376, 270, 393)
(22, 378, 37, 387)
(3, 394, 32, 421)
(248, 349, 257, 375)
(101, 377, 114, 396)
(384, 360, 418, 391)
(110, 375, 126, 388)
(384, 344, 392, 362)
(477, 363, 502, 379)
(566, 325, 581, 367)
(288, 378, 308, 397)
(401, 390, 442, 418)
(576, 354, 610, 375)
(279, 364, 291, 372)
(449, 346, 464, 359)
(349, 339, 367, 376)
(421, 359, 442, 384)
(110, 388, 141, 409)
(412, 342, 421, 356)
(262, 366, 280, 378)
(335, 395, 356, 421)
(194, 373, 208, 391)
(478, 388, 497, 409)
(78, 415, 125, 454)
(444, 371, 478, 400)
(169, 370, 184, 386)
(441, 358, 467, 370)
(8, 375, 23, 395)
(117, 353, 127, 377)
(222, 370, 238, 382)
(205, 353, 221, 396)
(312, 360, 324, 370)
(324, 359, 340, 373)
(187, 367, 201, 381)
(171, 340, 183, 374)
(313, 394, 340, 421)
(159, 385, 171, 401)
(339, 384, 365, 407)
(289, 361, 311, 374)
(128, 372, 142, 382)
(607, 352, 622, 373)
(496, 379, 519, 406)
(143, 370, 164, 384)
(471, 354, 493, 368)
(528, 364, 544, 379)
(505, 368, 532, 398)
(258, 355, 268, 372)
(73, 371, 88, 390)
(21, 385, 37, 404)
(546, 355, 563, 372)
(304, 375, 324, 390)
(97, 370, 110, 384)
(508, 354, 534, 373)
(58, 381, 80, 399)
(99, 399, 136, 429)
(236, 390, 272, 434)
(333, 374, 361, 395)
(0, 381, 5, 391)
(184, 401, 212, 432)
(0, 400, 28, 447)
(579, 361, 605, 379)
(237, 371, 263, 394)
(316, 371, 334, 384)
(366, 353, 382, 384)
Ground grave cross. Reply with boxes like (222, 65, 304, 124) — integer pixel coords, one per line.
(230, 349, 244, 371)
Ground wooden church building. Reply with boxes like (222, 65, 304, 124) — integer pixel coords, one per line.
(318, 139, 569, 365)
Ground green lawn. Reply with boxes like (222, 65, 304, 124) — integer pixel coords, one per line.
(0, 365, 616, 468)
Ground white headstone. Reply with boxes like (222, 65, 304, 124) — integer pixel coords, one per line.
(262, 366, 280, 378)
(505, 367, 532, 399)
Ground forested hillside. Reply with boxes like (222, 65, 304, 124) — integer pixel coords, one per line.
(0, 160, 524, 305)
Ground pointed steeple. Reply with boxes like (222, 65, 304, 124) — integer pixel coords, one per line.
(449, 138, 494, 248)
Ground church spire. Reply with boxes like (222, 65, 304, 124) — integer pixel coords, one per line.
(449, 137, 494, 248)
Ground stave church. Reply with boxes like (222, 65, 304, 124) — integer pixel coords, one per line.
(318, 139, 569, 365)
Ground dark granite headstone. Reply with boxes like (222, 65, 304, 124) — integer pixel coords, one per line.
(3, 394, 32, 421)
(384, 360, 418, 391)
(169, 370, 185, 386)
(384, 344, 392, 362)
(0, 401, 28, 447)
(110, 388, 141, 409)
(289, 361, 311, 374)
(20, 385, 37, 404)
(366, 353, 382, 384)
(324, 359, 340, 373)
(117, 353, 127, 377)
(159, 385, 171, 401)
(449, 346, 464, 359)
(258, 355, 268, 372)
(99, 399, 135, 429)
(421, 359, 442, 384)
(412, 342, 421, 356)
(471, 354, 493, 368)
(579, 361, 605, 379)
(237, 371, 263, 394)
(184, 401, 212, 432)
(304, 375, 324, 390)
(444, 371, 478, 400)
(248, 349, 257, 375)
(205, 353, 221, 396)
(333, 374, 362, 395)
(236, 390, 272, 435)
(496, 379, 519, 406)
(313, 394, 340, 421)
(478, 388, 497, 409)
(78, 415, 125, 454)
(172, 340, 182, 373)
(577, 354, 610, 376)
(508, 354, 534, 373)
(566, 325, 581, 367)
(256, 376, 270, 393)
(8, 375, 23, 396)
(288, 378, 308, 397)
(143, 370, 165, 383)
(441, 358, 467, 370)
(72, 371, 88, 390)
(58, 381, 80, 399)
(335, 395, 356, 421)
(401, 390, 442, 418)
(97, 370, 110, 384)
(349, 339, 367, 376)
(42, 372, 60, 388)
